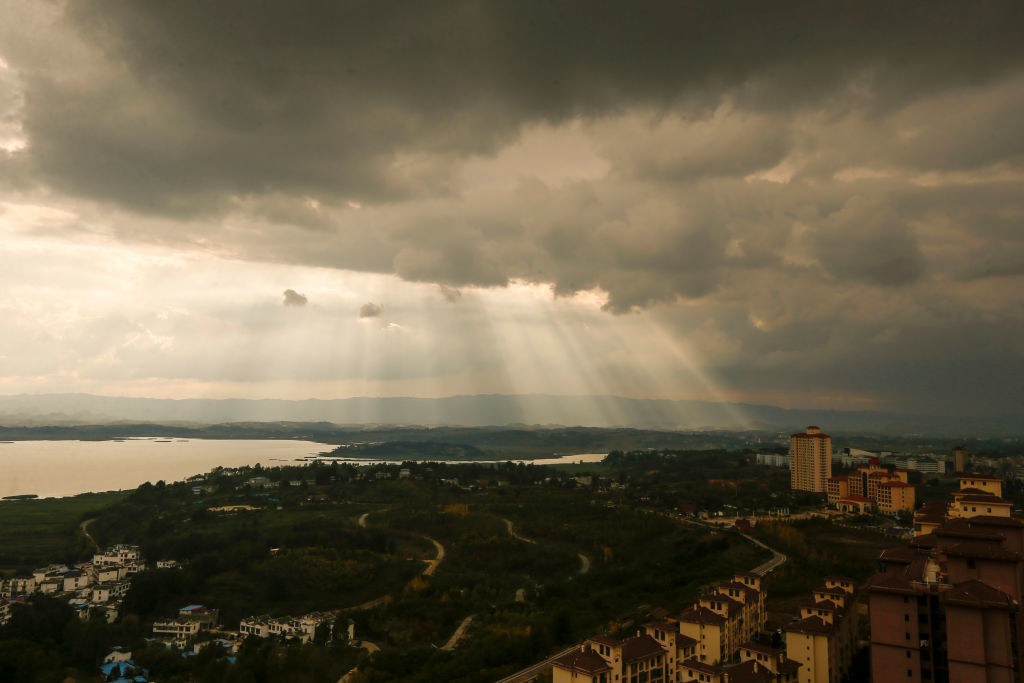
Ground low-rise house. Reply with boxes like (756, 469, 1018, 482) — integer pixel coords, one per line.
(95, 566, 121, 583)
(92, 581, 130, 604)
(240, 615, 273, 638)
(1, 576, 35, 597)
(33, 564, 68, 583)
(156, 559, 180, 569)
(239, 611, 335, 643)
(152, 618, 201, 639)
(0, 600, 10, 626)
(103, 646, 132, 664)
(178, 604, 219, 628)
(93, 545, 142, 566)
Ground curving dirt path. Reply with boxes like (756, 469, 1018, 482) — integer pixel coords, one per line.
(354, 510, 445, 585)
(503, 517, 591, 576)
(80, 518, 99, 552)
(502, 517, 536, 544)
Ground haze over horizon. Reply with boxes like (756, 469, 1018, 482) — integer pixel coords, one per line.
(2, 1, 1023, 421)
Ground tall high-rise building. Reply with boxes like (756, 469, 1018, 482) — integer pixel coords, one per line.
(953, 445, 969, 473)
(790, 426, 832, 493)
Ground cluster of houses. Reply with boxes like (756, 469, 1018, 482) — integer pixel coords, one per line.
(146, 603, 338, 652)
(239, 611, 338, 643)
(553, 572, 859, 683)
(0, 544, 153, 624)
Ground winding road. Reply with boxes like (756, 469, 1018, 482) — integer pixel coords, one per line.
(441, 614, 475, 650)
(502, 517, 591, 575)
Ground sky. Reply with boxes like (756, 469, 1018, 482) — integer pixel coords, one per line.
(0, 1, 1023, 418)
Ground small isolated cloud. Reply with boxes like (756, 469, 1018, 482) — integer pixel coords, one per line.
(359, 301, 383, 318)
(282, 289, 308, 306)
(439, 285, 462, 303)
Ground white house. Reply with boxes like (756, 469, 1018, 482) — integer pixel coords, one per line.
(103, 647, 132, 664)
(152, 619, 201, 638)
(240, 615, 273, 638)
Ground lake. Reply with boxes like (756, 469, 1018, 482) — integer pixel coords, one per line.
(0, 439, 607, 498)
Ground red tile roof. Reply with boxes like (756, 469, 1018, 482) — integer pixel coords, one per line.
(880, 546, 918, 563)
(553, 648, 612, 674)
(958, 474, 1003, 481)
(721, 659, 776, 683)
(941, 580, 1013, 609)
(740, 641, 783, 656)
(792, 432, 830, 438)
(785, 615, 834, 635)
(619, 634, 665, 663)
(679, 606, 727, 625)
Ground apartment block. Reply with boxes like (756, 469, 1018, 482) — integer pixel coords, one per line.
(791, 427, 832, 494)
(870, 474, 1024, 683)
(827, 459, 915, 514)
(783, 578, 858, 683)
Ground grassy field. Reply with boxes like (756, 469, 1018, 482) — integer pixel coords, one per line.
(0, 492, 124, 572)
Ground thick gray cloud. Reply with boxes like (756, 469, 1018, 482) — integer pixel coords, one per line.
(358, 302, 383, 319)
(1, 0, 1023, 416)
(282, 289, 307, 307)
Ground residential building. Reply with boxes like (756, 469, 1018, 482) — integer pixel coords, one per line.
(870, 480, 1024, 682)
(791, 427, 832, 494)
(783, 577, 858, 683)
(678, 643, 801, 682)
(178, 604, 219, 628)
(954, 446, 969, 474)
(93, 545, 141, 566)
(152, 618, 201, 638)
(677, 573, 767, 665)
(580, 633, 670, 683)
(240, 615, 273, 639)
(913, 474, 1009, 536)
(827, 459, 915, 514)
(548, 573, 767, 682)
(552, 646, 611, 683)
(0, 600, 10, 626)
(239, 611, 335, 643)
(757, 453, 791, 469)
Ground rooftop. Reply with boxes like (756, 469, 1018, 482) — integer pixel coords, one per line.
(553, 648, 612, 675)
(619, 634, 666, 662)
(784, 615, 834, 635)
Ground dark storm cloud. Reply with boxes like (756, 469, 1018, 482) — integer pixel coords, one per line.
(11, 0, 1023, 212)
(282, 289, 307, 306)
(2, 0, 1024, 416)
(358, 302, 383, 319)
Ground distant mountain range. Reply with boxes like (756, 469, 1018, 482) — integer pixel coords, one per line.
(0, 393, 1020, 436)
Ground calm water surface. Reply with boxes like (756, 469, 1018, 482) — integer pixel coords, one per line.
(0, 439, 336, 499)
(0, 439, 607, 498)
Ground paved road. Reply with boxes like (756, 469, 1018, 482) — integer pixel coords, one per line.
(441, 614, 475, 650)
(494, 644, 581, 683)
(738, 532, 788, 576)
